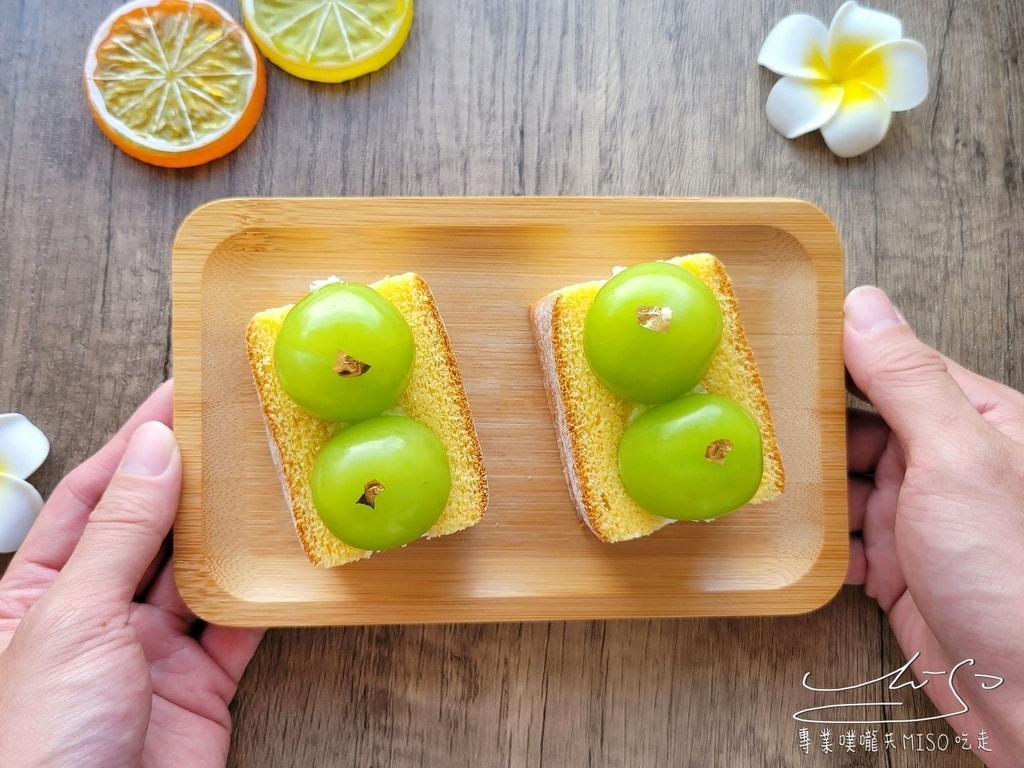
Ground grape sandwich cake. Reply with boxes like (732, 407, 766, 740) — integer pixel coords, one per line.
(529, 254, 786, 543)
(246, 272, 488, 567)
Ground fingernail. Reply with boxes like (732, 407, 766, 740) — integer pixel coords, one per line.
(845, 286, 905, 333)
(119, 422, 176, 478)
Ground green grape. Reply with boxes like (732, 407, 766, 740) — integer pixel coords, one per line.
(311, 415, 452, 551)
(583, 262, 722, 404)
(618, 393, 763, 521)
(274, 282, 415, 422)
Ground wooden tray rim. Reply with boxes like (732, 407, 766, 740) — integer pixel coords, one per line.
(171, 196, 847, 626)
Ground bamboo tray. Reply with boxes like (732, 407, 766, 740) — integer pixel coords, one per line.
(171, 197, 846, 626)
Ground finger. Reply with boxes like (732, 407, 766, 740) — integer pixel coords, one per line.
(847, 407, 890, 476)
(848, 475, 873, 534)
(941, 355, 1024, 442)
(845, 535, 866, 584)
(141, 557, 195, 624)
(845, 368, 869, 404)
(56, 421, 182, 604)
(200, 625, 266, 692)
(843, 287, 986, 457)
(865, 341, 1024, 440)
(6, 381, 173, 578)
(134, 535, 172, 602)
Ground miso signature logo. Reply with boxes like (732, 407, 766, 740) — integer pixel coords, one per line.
(793, 652, 1004, 725)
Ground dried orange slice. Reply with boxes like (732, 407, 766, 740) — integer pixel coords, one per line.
(84, 0, 266, 168)
(241, 0, 413, 83)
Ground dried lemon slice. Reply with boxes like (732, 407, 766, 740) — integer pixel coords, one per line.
(84, 0, 266, 168)
(241, 0, 413, 83)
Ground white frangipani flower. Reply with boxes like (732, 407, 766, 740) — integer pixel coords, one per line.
(758, 2, 929, 158)
(0, 413, 50, 553)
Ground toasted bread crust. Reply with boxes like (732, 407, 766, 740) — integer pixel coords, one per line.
(396, 274, 489, 536)
(691, 257, 784, 500)
(246, 273, 487, 567)
(530, 254, 785, 543)
(246, 304, 344, 565)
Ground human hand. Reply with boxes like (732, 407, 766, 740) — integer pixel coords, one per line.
(0, 381, 264, 767)
(844, 286, 1024, 766)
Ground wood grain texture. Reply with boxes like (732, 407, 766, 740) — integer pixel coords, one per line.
(2, 0, 1021, 765)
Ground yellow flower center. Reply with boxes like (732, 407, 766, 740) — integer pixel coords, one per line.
(842, 45, 891, 96)
(828, 36, 875, 81)
(838, 79, 879, 109)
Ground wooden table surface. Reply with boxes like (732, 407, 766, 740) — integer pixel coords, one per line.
(2, 1, 1021, 765)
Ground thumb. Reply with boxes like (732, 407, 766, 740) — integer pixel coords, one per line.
(844, 286, 984, 454)
(57, 421, 181, 604)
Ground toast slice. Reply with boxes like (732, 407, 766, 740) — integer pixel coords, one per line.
(529, 254, 784, 543)
(246, 273, 488, 567)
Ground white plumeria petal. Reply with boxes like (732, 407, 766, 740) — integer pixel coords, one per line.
(757, 14, 830, 80)
(760, 3, 926, 157)
(820, 82, 892, 157)
(0, 472, 44, 553)
(827, 1, 904, 80)
(0, 413, 50, 480)
(846, 39, 929, 111)
(765, 77, 844, 139)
